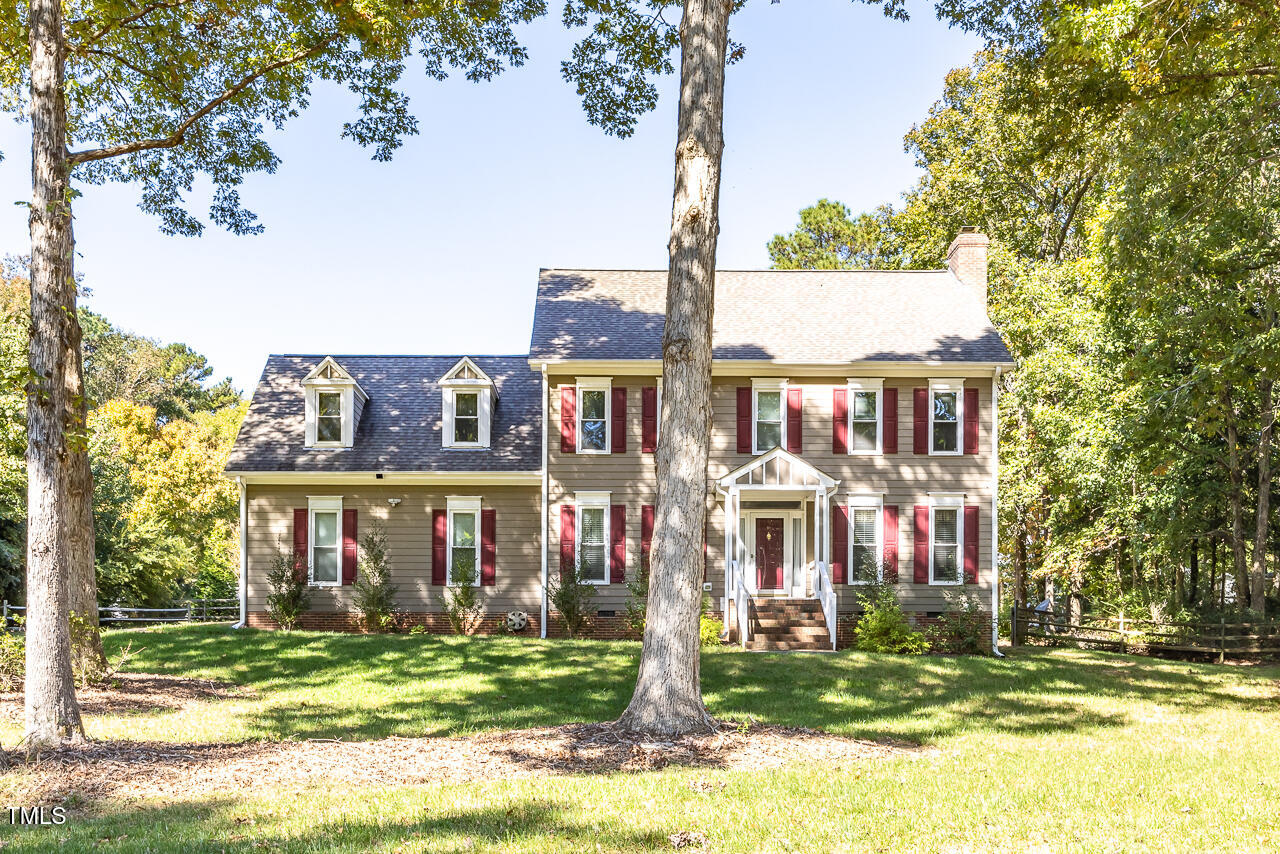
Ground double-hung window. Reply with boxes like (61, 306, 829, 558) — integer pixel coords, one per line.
(308, 497, 342, 586)
(847, 495, 882, 584)
(575, 493, 610, 584)
(447, 497, 481, 586)
(577, 378, 611, 453)
(453, 392, 480, 444)
(753, 380, 787, 454)
(847, 379, 883, 454)
(930, 495, 964, 584)
(316, 391, 343, 445)
(930, 379, 964, 455)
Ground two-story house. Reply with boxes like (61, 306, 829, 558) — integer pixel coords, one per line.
(225, 228, 1012, 650)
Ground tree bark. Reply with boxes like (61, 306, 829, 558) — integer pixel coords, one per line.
(1067, 567, 1083, 624)
(1224, 389, 1250, 605)
(1187, 538, 1198, 607)
(1013, 515, 1027, 609)
(25, 0, 84, 750)
(1251, 374, 1273, 613)
(617, 0, 729, 736)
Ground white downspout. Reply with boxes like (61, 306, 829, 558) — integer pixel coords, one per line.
(991, 367, 1004, 657)
(540, 364, 549, 639)
(233, 477, 248, 628)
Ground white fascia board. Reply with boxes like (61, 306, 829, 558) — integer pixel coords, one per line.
(227, 470, 541, 486)
(529, 358, 1015, 376)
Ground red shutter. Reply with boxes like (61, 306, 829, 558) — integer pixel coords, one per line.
(431, 509, 447, 585)
(883, 505, 899, 582)
(610, 504, 626, 584)
(736, 387, 751, 453)
(913, 388, 929, 455)
(559, 504, 575, 582)
(831, 503, 848, 584)
(481, 507, 497, 587)
(964, 505, 980, 583)
(883, 388, 898, 455)
(964, 387, 980, 454)
(832, 388, 848, 455)
(292, 509, 308, 583)
(640, 504, 654, 576)
(342, 509, 357, 585)
(560, 386, 576, 454)
(913, 505, 929, 583)
(786, 387, 803, 453)
(611, 387, 627, 453)
(641, 386, 658, 453)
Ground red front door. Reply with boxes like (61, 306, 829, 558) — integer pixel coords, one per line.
(755, 517, 785, 590)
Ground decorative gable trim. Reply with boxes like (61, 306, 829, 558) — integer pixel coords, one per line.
(440, 357, 495, 450)
(303, 356, 368, 402)
(439, 356, 494, 387)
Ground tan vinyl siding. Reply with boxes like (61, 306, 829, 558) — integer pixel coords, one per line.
(548, 373, 996, 614)
(246, 484, 540, 615)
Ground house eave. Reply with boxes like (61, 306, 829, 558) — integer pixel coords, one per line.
(528, 357, 1015, 377)
(226, 470, 542, 486)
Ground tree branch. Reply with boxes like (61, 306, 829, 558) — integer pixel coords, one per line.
(68, 0, 201, 55)
(67, 36, 338, 166)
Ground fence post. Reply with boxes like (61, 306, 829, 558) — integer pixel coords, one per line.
(2, 600, 6, 627)
(1219, 615, 1226, 664)
(1119, 611, 1126, 654)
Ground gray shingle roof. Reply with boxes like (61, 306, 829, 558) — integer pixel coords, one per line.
(529, 269, 1012, 364)
(226, 355, 540, 473)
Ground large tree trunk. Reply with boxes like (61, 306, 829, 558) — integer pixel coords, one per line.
(1013, 515, 1027, 609)
(617, 0, 729, 737)
(1187, 538, 1198, 607)
(1251, 375, 1273, 613)
(25, 0, 83, 750)
(1224, 390, 1250, 604)
(66, 288, 105, 680)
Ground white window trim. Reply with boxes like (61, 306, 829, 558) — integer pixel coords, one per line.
(574, 491, 612, 585)
(576, 377, 612, 455)
(751, 378, 788, 455)
(845, 493, 884, 585)
(846, 378, 884, 456)
(446, 496, 483, 587)
(928, 378, 965, 457)
(442, 386, 492, 449)
(305, 385, 353, 449)
(929, 493, 965, 586)
(307, 496, 343, 587)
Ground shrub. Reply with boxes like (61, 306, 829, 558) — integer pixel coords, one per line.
(351, 524, 398, 633)
(624, 568, 649, 638)
(0, 624, 22, 692)
(853, 584, 929, 654)
(699, 594, 722, 647)
(437, 558, 484, 635)
(928, 595, 988, 655)
(265, 542, 312, 630)
(549, 562, 597, 639)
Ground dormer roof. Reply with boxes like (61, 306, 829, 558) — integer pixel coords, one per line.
(302, 356, 369, 401)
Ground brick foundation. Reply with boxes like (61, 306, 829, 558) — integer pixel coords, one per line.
(246, 611, 543, 636)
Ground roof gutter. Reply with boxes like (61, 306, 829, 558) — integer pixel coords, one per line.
(540, 364, 549, 639)
(232, 477, 247, 629)
(991, 366, 1004, 658)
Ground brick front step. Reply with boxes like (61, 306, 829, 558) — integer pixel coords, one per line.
(746, 640, 832, 651)
(745, 597, 832, 650)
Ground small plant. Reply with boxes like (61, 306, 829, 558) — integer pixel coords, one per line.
(438, 558, 484, 635)
(549, 561, 597, 639)
(928, 595, 988, 655)
(699, 594, 722, 647)
(624, 566, 649, 638)
(351, 524, 398, 633)
(852, 584, 929, 654)
(409, 624, 429, 635)
(265, 541, 312, 630)
(0, 622, 23, 692)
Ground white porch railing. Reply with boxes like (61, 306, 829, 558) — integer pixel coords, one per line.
(814, 559, 837, 650)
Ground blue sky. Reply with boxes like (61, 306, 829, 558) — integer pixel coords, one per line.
(0, 0, 979, 393)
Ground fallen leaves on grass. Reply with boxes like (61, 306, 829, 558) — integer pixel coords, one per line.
(1, 721, 924, 808)
(0, 674, 247, 724)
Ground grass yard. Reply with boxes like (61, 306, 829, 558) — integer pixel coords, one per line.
(2, 624, 1279, 852)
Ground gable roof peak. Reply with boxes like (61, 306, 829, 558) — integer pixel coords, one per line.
(439, 356, 494, 386)
(302, 356, 368, 400)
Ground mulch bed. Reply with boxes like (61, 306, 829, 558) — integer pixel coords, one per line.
(0, 673, 248, 725)
(2, 721, 925, 807)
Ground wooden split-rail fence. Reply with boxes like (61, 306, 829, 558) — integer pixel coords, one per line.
(1010, 605, 1280, 661)
(2, 598, 237, 630)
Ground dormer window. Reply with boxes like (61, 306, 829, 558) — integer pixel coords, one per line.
(441, 357, 494, 449)
(303, 357, 367, 449)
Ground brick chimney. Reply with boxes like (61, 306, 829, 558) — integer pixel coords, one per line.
(946, 226, 990, 305)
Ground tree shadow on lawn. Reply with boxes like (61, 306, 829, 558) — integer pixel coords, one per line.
(5, 794, 673, 853)
(103, 625, 1279, 747)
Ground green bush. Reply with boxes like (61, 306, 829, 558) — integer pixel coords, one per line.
(351, 523, 398, 632)
(928, 596, 989, 654)
(437, 557, 483, 635)
(853, 584, 929, 655)
(548, 562, 597, 639)
(0, 625, 22, 692)
(699, 594, 722, 647)
(264, 542, 312, 630)
(624, 568, 649, 638)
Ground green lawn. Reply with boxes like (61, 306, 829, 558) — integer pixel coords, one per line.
(3, 624, 1279, 852)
